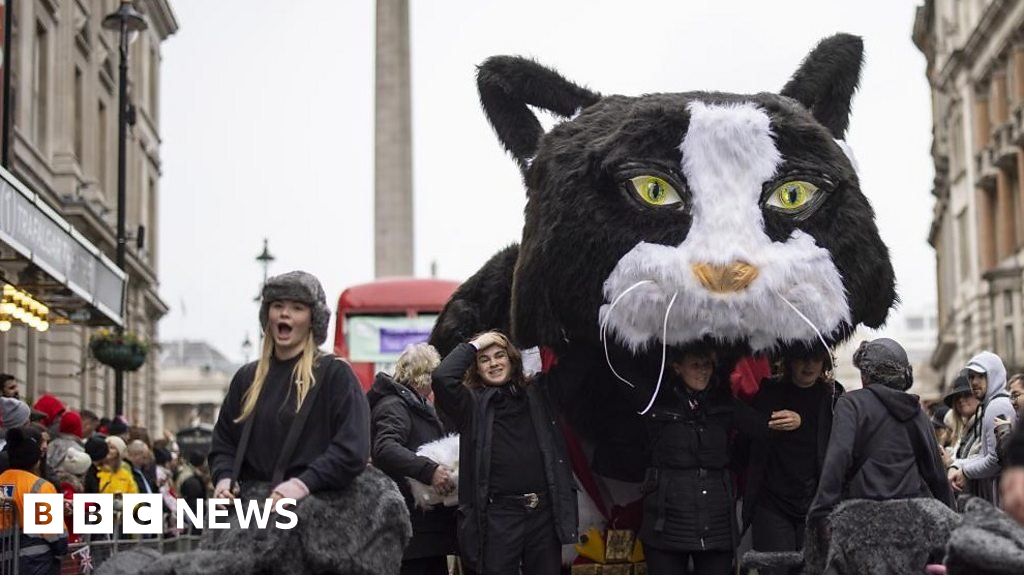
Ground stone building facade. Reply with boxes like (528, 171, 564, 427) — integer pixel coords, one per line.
(0, 0, 176, 430)
(915, 0, 1024, 387)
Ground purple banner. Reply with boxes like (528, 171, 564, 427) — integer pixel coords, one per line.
(379, 327, 432, 354)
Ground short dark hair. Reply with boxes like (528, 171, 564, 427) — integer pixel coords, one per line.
(0, 373, 14, 386)
(80, 409, 99, 422)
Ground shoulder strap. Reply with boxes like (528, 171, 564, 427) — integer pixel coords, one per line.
(230, 364, 261, 491)
(270, 354, 337, 485)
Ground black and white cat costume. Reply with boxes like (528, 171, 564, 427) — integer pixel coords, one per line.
(431, 32, 894, 459)
(428, 33, 898, 565)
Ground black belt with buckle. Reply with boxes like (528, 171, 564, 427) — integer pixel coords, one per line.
(488, 491, 547, 509)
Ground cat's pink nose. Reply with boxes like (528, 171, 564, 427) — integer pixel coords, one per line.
(692, 261, 759, 293)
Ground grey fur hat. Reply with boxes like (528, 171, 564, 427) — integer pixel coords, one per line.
(259, 271, 331, 345)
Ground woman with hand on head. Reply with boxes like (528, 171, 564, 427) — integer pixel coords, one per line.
(432, 331, 582, 575)
(208, 271, 370, 506)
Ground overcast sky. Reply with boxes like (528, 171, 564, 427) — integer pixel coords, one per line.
(158, 0, 935, 362)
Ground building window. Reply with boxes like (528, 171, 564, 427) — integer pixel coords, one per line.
(957, 208, 970, 280)
(1006, 290, 1015, 317)
(73, 67, 84, 162)
(1007, 325, 1017, 366)
(147, 175, 157, 263)
(149, 46, 159, 118)
(32, 21, 49, 151)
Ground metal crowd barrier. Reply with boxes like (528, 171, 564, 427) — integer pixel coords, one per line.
(0, 506, 201, 575)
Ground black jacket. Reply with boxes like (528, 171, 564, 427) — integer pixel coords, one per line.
(431, 343, 580, 572)
(807, 385, 954, 521)
(741, 377, 844, 528)
(633, 376, 774, 553)
(209, 354, 370, 493)
(367, 372, 457, 560)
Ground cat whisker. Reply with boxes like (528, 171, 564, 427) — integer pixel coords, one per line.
(637, 291, 678, 416)
(600, 279, 655, 388)
(771, 288, 836, 375)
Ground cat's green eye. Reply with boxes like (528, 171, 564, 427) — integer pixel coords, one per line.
(628, 175, 682, 207)
(768, 180, 818, 212)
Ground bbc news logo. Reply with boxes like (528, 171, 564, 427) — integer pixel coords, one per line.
(18, 495, 298, 534)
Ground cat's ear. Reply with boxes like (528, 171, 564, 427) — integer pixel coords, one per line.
(780, 34, 863, 139)
(477, 56, 600, 172)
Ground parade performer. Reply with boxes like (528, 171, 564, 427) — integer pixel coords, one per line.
(97, 271, 410, 574)
(432, 331, 583, 574)
(209, 270, 369, 503)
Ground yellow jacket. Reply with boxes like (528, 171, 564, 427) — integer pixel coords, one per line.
(97, 462, 138, 495)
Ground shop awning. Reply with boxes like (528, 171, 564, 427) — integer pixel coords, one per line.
(0, 165, 125, 327)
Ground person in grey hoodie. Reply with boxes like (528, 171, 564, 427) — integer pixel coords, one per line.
(808, 338, 953, 524)
(948, 351, 1017, 505)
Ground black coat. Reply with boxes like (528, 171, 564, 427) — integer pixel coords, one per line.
(634, 378, 773, 553)
(431, 343, 580, 572)
(741, 377, 844, 528)
(367, 372, 457, 560)
(807, 385, 954, 521)
(209, 354, 370, 493)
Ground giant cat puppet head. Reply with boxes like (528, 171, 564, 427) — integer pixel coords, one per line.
(431, 34, 896, 367)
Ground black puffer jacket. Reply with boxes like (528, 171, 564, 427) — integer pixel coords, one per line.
(367, 373, 457, 560)
(807, 385, 954, 521)
(636, 378, 773, 553)
(431, 343, 580, 573)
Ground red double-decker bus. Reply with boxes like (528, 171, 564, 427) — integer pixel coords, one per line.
(333, 278, 459, 390)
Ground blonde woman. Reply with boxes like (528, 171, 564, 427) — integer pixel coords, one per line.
(209, 271, 370, 504)
(368, 343, 456, 574)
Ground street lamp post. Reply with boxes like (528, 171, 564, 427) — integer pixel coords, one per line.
(254, 238, 275, 301)
(103, 0, 147, 418)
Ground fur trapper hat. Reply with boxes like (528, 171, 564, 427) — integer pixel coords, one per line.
(259, 271, 331, 345)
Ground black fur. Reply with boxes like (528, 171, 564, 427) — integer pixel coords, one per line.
(96, 468, 411, 575)
(780, 33, 863, 138)
(477, 56, 600, 173)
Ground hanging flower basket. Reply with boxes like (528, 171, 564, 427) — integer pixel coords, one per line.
(89, 328, 150, 372)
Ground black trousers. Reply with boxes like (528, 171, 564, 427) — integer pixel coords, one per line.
(482, 501, 562, 574)
(751, 501, 805, 553)
(400, 555, 449, 574)
(645, 545, 734, 575)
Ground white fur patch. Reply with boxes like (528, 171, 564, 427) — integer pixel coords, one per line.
(599, 101, 850, 353)
(407, 434, 459, 509)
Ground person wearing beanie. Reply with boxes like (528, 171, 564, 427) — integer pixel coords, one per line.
(47, 410, 84, 476)
(0, 397, 31, 443)
(208, 270, 369, 506)
(808, 338, 953, 525)
(107, 417, 129, 439)
(96, 435, 138, 495)
(33, 393, 66, 432)
(0, 426, 69, 573)
(948, 351, 1017, 505)
(82, 435, 110, 493)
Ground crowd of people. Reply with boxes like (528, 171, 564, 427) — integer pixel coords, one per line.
(6, 270, 1024, 575)
(0, 373, 216, 573)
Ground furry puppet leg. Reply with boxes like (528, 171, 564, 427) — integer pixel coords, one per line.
(97, 466, 411, 575)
